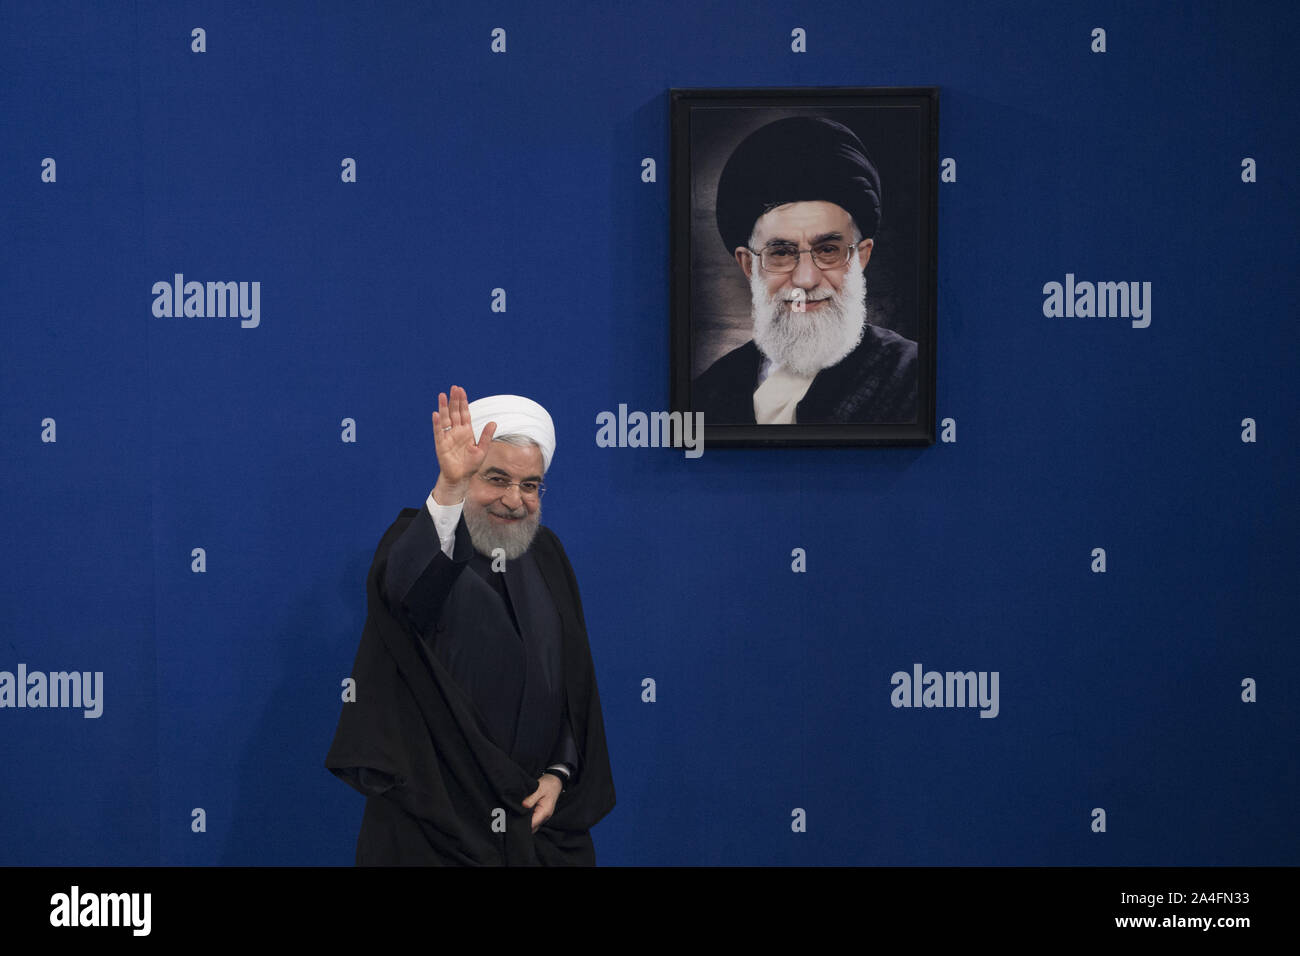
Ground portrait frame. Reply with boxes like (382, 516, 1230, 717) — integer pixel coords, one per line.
(670, 87, 939, 446)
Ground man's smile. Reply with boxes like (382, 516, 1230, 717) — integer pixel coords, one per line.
(782, 295, 830, 314)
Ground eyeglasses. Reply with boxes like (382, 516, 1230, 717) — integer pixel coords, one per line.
(746, 241, 855, 274)
(476, 472, 546, 499)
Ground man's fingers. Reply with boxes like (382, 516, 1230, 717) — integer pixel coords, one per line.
(448, 386, 463, 429)
(530, 796, 554, 832)
(479, 420, 497, 447)
(439, 386, 478, 438)
(435, 394, 451, 449)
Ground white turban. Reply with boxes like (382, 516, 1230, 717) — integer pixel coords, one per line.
(466, 394, 556, 472)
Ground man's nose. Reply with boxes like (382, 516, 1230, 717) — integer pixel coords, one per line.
(500, 483, 524, 509)
(791, 250, 819, 288)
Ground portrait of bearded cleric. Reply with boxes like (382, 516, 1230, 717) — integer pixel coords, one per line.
(671, 90, 937, 445)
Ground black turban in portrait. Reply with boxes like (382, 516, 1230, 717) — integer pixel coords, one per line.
(715, 116, 882, 253)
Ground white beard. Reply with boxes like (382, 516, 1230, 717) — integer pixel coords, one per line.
(750, 254, 867, 378)
(463, 500, 541, 560)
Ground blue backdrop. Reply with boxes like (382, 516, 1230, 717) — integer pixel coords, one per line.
(1, 0, 1296, 866)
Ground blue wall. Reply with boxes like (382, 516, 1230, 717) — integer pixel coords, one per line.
(1, 0, 1296, 865)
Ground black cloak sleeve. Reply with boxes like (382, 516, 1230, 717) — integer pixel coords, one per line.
(325, 508, 616, 865)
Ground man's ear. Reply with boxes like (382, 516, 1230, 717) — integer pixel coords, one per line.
(735, 247, 754, 280)
(857, 238, 874, 270)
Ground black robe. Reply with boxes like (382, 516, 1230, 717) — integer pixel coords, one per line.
(325, 508, 615, 865)
(692, 324, 918, 424)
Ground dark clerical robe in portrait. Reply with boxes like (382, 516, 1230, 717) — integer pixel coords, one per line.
(326, 507, 615, 865)
(692, 324, 918, 425)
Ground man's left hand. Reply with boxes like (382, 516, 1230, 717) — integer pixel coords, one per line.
(522, 774, 563, 833)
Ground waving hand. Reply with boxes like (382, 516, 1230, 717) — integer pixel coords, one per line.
(431, 386, 497, 504)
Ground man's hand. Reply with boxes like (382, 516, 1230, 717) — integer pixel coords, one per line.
(431, 386, 497, 505)
(522, 774, 563, 833)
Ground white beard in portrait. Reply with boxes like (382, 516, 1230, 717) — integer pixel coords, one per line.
(749, 248, 868, 378)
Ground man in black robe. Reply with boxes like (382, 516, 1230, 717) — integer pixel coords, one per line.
(326, 387, 615, 865)
(693, 116, 918, 425)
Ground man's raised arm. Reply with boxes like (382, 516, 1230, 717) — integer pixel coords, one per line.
(383, 386, 498, 629)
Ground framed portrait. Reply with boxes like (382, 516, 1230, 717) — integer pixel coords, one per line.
(670, 87, 939, 446)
